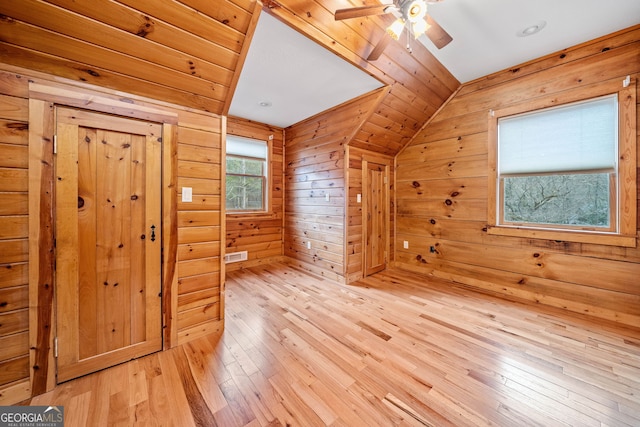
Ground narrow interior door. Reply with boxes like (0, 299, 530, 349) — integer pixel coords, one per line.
(364, 162, 388, 276)
(55, 107, 163, 382)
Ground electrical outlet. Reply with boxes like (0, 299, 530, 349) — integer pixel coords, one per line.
(403, 240, 409, 249)
(325, 193, 330, 202)
(306, 241, 311, 249)
(357, 194, 361, 203)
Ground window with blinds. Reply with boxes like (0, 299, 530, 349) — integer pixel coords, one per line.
(497, 95, 618, 230)
(487, 78, 637, 247)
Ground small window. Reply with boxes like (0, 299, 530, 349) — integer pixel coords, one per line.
(226, 136, 268, 212)
(488, 79, 636, 246)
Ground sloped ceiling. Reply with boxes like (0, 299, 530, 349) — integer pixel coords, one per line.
(422, 0, 640, 82)
(0, 1, 638, 155)
(228, 12, 384, 128)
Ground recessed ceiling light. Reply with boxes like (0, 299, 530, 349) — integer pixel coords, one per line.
(259, 101, 272, 107)
(517, 20, 546, 37)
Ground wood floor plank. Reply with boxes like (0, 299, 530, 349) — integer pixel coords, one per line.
(64, 391, 91, 427)
(155, 350, 197, 427)
(181, 340, 229, 413)
(28, 262, 640, 426)
(81, 372, 109, 427)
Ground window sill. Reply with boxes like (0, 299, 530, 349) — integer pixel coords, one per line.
(487, 225, 636, 248)
(226, 211, 275, 220)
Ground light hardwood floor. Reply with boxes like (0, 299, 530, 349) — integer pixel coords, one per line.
(29, 262, 640, 426)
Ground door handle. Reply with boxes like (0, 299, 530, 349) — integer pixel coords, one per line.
(150, 225, 156, 242)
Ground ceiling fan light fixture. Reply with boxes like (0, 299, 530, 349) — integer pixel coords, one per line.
(387, 18, 405, 40)
(405, 0, 427, 23)
(412, 18, 429, 39)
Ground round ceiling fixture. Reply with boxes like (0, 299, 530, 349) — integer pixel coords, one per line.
(259, 101, 272, 107)
(517, 20, 547, 37)
(405, 0, 427, 23)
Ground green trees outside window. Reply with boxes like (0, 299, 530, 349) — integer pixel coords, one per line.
(226, 156, 265, 211)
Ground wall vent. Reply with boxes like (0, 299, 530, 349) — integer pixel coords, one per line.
(224, 251, 248, 264)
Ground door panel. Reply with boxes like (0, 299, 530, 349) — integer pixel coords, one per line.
(55, 107, 162, 382)
(364, 161, 388, 276)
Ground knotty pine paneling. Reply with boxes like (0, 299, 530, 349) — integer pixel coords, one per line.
(285, 135, 345, 280)
(346, 153, 363, 281)
(285, 91, 384, 281)
(0, 64, 225, 404)
(0, 79, 29, 399)
(225, 117, 285, 271)
(176, 117, 224, 343)
(395, 26, 640, 328)
(0, 0, 257, 115)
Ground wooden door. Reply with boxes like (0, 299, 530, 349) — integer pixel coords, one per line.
(364, 161, 388, 276)
(55, 107, 162, 382)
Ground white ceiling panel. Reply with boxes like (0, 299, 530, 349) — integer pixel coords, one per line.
(420, 0, 640, 82)
(229, 12, 384, 128)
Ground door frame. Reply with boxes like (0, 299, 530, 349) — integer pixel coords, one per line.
(361, 154, 391, 277)
(28, 80, 178, 393)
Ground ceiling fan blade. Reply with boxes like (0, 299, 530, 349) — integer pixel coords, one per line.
(367, 35, 392, 61)
(334, 4, 394, 21)
(425, 14, 453, 49)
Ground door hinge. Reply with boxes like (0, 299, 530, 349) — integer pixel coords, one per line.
(53, 135, 57, 154)
(54, 337, 58, 358)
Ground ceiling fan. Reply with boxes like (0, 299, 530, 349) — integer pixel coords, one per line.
(334, 0, 453, 61)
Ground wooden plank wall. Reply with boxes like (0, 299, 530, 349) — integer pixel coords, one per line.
(345, 146, 363, 282)
(0, 0, 257, 115)
(0, 71, 31, 404)
(284, 124, 346, 281)
(395, 26, 640, 328)
(0, 64, 224, 404)
(225, 117, 285, 271)
(284, 91, 385, 282)
(175, 114, 224, 343)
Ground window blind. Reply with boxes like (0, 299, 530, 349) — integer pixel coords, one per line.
(227, 135, 267, 159)
(498, 95, 617, 174)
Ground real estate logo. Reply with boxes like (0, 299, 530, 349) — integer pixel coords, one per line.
(0, 406, 64, 427)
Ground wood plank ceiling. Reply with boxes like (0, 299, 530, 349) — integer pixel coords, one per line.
(0, 0, 459, 156)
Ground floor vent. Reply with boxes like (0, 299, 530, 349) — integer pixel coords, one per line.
(225, 251, 248, 264)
